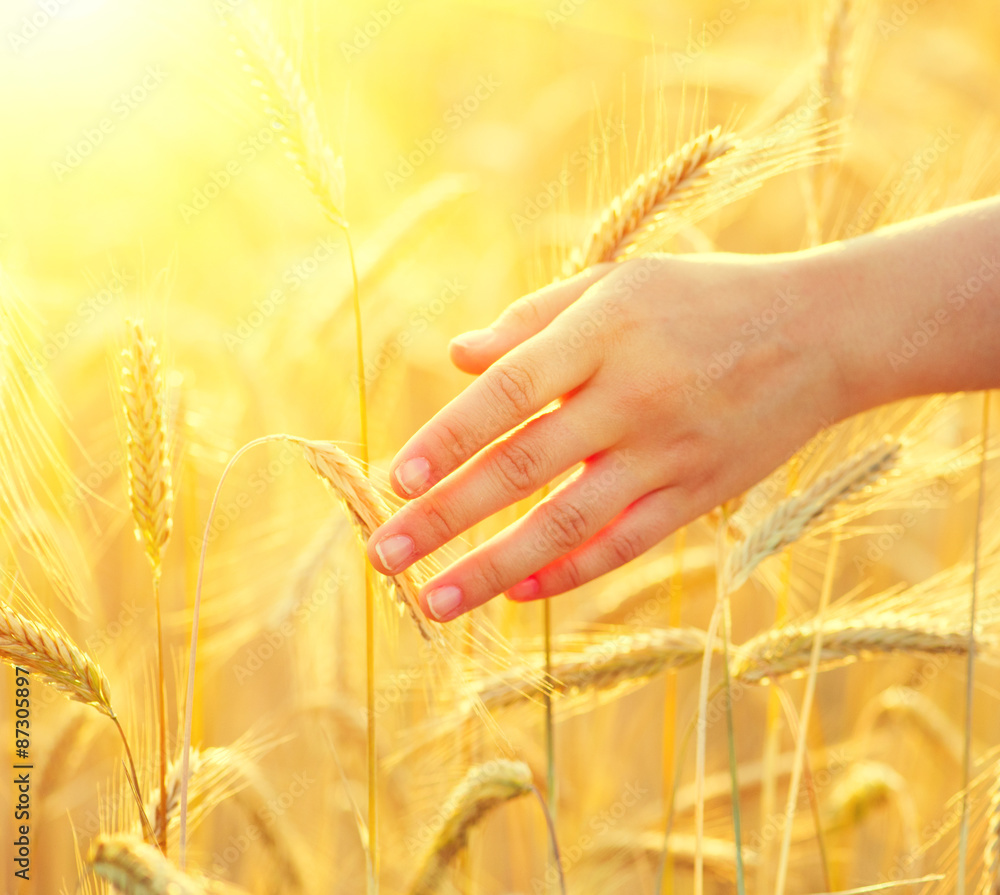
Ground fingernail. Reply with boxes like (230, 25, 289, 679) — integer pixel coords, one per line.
(374, 534, 415, 572)
(450, 328, 494, 350)
(394, 457, 431, 496)
(426, 585, 463, 621)
(507, 577, 539, 602)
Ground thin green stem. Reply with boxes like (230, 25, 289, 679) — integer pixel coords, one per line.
(958, 392, 990, 895)
(344, 226, 378, 894)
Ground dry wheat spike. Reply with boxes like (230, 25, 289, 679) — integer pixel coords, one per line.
(302, 440, 434, 640)
(731, 612, 984, 684)
(228, 3, 346, 228)
(122, 320, 173, 577)
(564, 126, 736, 274)
(0, 600, 115, 717)
(409, 760, 534, 895)
(724, 437, 900, 590)
(476, 626, 712, 712)
(89, 834, 248, 895)
(981, 768, 1000, 895)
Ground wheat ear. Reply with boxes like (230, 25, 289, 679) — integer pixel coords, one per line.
(228, 3, 345, 228)
(302, 441, 433, 640)
(122, 320, 173, 575)
(725, 438, 900, 590)
(89, 835, 246, 895)
(122, 318, 173, 853)
(565, 126, 735, 274)
(731, 612, 984, 684)
(0, 601, 114, 716)
(409, 760, 534, 895)
(476, 626, 712, 712)
(981, 769, 1000, 895)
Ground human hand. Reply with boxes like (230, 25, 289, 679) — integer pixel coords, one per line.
(365, 251, 852, 622)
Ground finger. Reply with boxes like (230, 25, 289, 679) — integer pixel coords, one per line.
(504, 486, 688, 602)
(388, 321, 602, 499)
(415, 451, 647, 621)
(449, 263, 615, 374)
(367, 396, 613, 575)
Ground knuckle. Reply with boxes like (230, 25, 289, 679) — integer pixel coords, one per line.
(558, 557, 586, 591)
(491, 440, 543, 496)
(538, 500, 591, 553)
(502, 298, 542, 329)
(488, 363, 537, 416)
(604, 528, 646, 568)
(430, 417, 475, 467)
(415, 497, 458, 545)
(475, 555, 508, 596)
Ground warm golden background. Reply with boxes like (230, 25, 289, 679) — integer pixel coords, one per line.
(1, 0, 999, 893)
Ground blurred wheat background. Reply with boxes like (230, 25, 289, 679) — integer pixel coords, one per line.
(0, 0, 999, 893)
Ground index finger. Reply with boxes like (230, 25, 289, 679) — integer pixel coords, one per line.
(388, 322, 601, 498)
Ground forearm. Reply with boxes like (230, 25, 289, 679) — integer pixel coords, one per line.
(799, 195, 1000, 417)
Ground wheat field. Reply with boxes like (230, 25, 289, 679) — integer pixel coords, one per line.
(0, 0, 999, 893)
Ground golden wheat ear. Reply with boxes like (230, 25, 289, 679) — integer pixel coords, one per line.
(226, 1, 346, 228)
(121, 319, 174, 578)
(409, 760, 534, 895)
(0, 599, 115, 717)
(88, 834, 250, 895)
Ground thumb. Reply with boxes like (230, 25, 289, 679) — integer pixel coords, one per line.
(449, 263, 615, 374)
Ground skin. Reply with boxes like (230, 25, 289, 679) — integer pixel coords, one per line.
(365, 195, 1000, 622)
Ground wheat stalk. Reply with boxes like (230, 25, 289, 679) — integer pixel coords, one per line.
(564, 126, 736, 274)
(302, 440, 434, 641)
(89, 835, 246, 895)
(732, 613, 984, 684)
(122, 320, 174, 576)
(0, 601, 115, 717)
(980, 769, 1000, 895)
(724, 438, 901, 590)
(476, 626, 712, 712)
(409, 760, 534, 895)
(227, 3, 346, 228)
